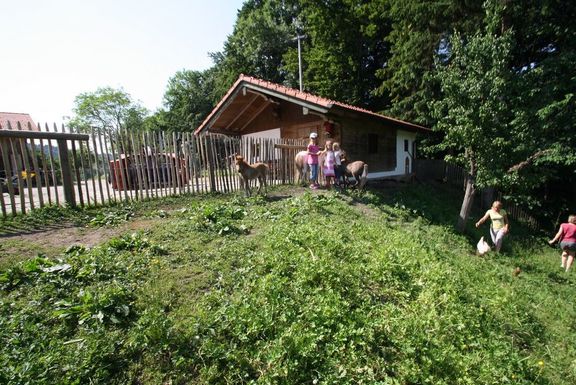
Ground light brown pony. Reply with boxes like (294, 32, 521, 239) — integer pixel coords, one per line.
(343, 160, 368, 190)
(294, 150, 309, 185)
(234, 155, 268, 196)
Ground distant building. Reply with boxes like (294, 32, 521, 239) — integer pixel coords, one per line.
(0, 112, 41, 180)
(0, 112, 39, 131)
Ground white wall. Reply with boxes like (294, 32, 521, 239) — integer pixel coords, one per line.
(241, 128, 281, 140)
(241, 128, 281, 162)
(367, 130, 416, 179)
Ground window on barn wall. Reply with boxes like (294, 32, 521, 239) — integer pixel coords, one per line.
(382, 129, 397, 171)
(368, 134, 378, 154)
(404, 139, 409, 152)
(344, 127, 396, 171)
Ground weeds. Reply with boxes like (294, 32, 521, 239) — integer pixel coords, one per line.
(88, 204, 135, 227)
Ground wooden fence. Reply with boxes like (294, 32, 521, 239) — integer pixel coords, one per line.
(0, 122, 307, 218)
(415, 159, 540, 230)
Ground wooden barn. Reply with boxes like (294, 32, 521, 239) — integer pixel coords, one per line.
(194, 75, 429, 180)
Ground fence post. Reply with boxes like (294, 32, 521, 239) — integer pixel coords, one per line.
(57, 139, 76, 207)
(206, 136, 216, 192)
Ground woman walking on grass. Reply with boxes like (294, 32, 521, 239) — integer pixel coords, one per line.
(475, 200, 510, 252)
(549, 214, 576, 272)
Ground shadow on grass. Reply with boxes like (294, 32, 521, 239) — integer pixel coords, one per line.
(547, 271, 570, 284)
(357, 179, 547, 254)
(359, 179, 464, 227)
(0, 221, 77, 237)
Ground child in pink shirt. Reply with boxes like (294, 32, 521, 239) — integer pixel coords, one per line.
(307, 133, 320, 189)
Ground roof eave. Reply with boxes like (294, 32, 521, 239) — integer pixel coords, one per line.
(242, 83, 330, 115)
(194, 79, 331, 136)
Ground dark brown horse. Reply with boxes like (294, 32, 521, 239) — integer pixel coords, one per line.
(343, 160, 368, 190)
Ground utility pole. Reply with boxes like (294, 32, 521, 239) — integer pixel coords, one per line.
(292, 24, 306, 92)
(296, 33, 305, 92)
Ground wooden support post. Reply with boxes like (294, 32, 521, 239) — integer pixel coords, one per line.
(0, 139, 12, 215)
(205, 135, 216, 192)
(57, 139, 76, 207)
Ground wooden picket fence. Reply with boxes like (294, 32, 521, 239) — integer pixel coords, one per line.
(415, 159, 540, 230)
(0, 122, 307, 218)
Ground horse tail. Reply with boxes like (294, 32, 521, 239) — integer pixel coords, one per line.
(293, 154, 300, 184)
(359, 163, 368, 190)
(294, 151, 308, 185)
(361, 163, 368, 178)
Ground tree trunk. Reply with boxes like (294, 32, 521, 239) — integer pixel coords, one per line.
(456, 174, 476, 233)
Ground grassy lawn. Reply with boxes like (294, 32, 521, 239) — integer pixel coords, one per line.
(1, 183, 574, 384)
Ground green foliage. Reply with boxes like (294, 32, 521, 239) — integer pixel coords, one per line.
(288, 0, 391, 108)
(68, 87, 148, 136)
(210, 0, 391, 109)
(184, 199, 250, 236)
(426, 1, 576, 222)
(88, 204, 135, 227)
(377, 0, 484, 124)
(156, 69, 218, 132)
(432, 30, 514, 187)
(0, 205, 87, 234)
(210, 0, 295, 97)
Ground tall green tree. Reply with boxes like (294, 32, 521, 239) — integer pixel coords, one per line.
(433, 31, 514, 232)
(211, 0, 295, 97)
(497, 0, 576, 225)
(159, 69, 217, 132)
(68, 87, 148, 136)
(211, 0, 391, 109)
(377, 0, 484, 125)
(285, 0, 390, 109)
(433, 0, 576, 230)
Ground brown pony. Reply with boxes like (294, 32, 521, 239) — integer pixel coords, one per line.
(235, 155, 269, 196)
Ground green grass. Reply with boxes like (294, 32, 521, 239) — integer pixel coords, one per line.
(1, 184, 575, 384)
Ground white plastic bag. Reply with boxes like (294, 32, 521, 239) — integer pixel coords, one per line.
(476, 236, 491, 255)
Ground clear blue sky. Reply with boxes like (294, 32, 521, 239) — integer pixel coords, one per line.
(0, 0, 245, 124)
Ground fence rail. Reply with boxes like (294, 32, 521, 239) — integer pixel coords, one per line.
(1, 123, 307, 218)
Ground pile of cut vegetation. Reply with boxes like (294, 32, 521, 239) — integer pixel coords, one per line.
(1, 186, 574, 384)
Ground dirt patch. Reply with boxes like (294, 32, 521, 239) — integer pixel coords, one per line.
(0, 218, 162, 266)
(0, 184, 385, 267)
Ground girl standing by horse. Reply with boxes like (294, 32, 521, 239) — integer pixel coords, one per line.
(322, 141, 336, 189)
(333, 142, 344, 186)
(307, 132, 321, 189)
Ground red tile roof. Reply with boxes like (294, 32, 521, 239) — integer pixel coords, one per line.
(195, 74, 429, 134)
(0, 112, 39, 131)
